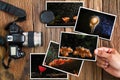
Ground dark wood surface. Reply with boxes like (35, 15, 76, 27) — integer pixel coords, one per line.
(0, 0, 120, 80)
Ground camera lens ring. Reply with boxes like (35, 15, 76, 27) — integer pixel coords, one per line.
(28, 31, 34, 47)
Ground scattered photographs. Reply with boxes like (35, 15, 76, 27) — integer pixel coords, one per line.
(74, 7, 116, 40)
(43, 41, 83, 77)
(46, 1, 83, 27)
(30, 53, 68, 79)
(58, 32, 98, 61)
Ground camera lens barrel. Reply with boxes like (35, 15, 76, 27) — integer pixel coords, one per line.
(23, 31, 42, 47)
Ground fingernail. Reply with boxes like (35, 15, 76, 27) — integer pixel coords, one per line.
(94, 49, 98, 54)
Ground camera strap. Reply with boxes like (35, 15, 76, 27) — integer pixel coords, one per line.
(2, 56, 12, 69)
(0, 1, 26, 69)
(0, 1, 26, 22)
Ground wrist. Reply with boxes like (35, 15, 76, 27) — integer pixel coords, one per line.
(117, 70, 120, 78)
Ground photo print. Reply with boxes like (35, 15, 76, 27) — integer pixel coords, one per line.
(46, 1, 83, 27)
(43, 41, 84, 77)
(74, 7, 116, 40)
(58, 32, 98, 61)
(30, 53, 68, 79)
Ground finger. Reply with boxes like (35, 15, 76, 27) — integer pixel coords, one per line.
(97, 56, 107, 60)
(107, 49, 112, 53)
(97, 60, 109, 68)
(97, 47, 111, 52)
(110, 49, 117, 54)
(97, 56, 109, 69)
(95, 47, 112, 54)
(94, 49, 111, 59)
(96, 62, 109, 69)
(97, 56, 109, 64)
(104, 48, 114, 54)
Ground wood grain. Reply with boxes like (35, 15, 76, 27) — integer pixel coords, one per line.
(0, 0, 119, 80)
(102, 0, 120, 80)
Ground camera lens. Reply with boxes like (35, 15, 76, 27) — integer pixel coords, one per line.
(23, 31, 42, 47)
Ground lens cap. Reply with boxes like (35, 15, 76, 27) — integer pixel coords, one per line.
(40, 10, 55, 24)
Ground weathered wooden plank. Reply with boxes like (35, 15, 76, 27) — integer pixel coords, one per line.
(102, 0, 120, 80)
(32, 0, 46, 53)
(64, 0, 83, 80)
(70, 0, 102, 80)
(9, 0, 33, 80)
(0, 0, 120, 80)
(93, 0, 102, 80)
(33, 0, 65, 53)
(0, 0, 33, 80)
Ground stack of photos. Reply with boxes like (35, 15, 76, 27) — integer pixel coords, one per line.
(46, 1, 83, 27)
(58, 32, 98, 61)
(43, 41, 83, 76)
(43, 41, 84, 77)
(74, 7, 116, 40)
(30, 53, 68, 79)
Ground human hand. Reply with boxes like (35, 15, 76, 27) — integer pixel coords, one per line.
(94, 47, 120, 78)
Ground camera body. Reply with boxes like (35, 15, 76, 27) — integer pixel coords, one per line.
(6, 23, 42, 59)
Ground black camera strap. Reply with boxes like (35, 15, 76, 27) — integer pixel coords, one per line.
(2, 56, 12, 69)
(0, 1, 26, 22)
(0, 1, 26, 69)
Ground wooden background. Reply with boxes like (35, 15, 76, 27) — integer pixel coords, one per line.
(0, 0, 120, 80)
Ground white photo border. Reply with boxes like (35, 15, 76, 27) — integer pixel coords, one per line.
(30, 53, 69, 80)
(74, 7, 117, 41)
(43, 41, 84, 77)
(45, 1, 84, 27)
(58, 31, 99, 62)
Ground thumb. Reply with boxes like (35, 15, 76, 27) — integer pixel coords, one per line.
(94, 49, 111, 59)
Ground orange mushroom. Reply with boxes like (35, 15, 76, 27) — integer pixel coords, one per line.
(62, 17, 70, 23)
